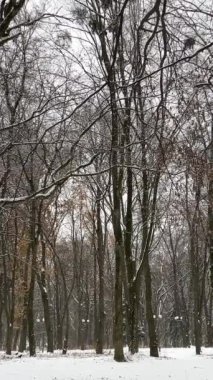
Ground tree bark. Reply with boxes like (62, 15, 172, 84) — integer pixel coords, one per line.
(208, 116, 213, 289)
(144, 254, 159, 357)
(96, 186, 105, 354)
(37, 236, 54, 353)
(27, 200, 37, 356)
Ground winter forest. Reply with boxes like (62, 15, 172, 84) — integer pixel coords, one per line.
(0, 0, 213, 371)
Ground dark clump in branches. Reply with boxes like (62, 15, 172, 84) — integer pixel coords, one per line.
(183, 37, 195, 51)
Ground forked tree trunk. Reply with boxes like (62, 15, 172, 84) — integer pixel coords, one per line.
(90, 1, 126, 361)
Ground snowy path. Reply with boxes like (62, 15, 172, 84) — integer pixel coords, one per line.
(0, 347, 213, 380)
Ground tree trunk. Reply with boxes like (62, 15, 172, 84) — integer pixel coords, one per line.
(19, 244, 31, 353)
(6, 214, 18, 355)
(0, 272, 3, 350)
(0, 310, 3, 350)
(190, 235, 202, 355)
(113, 242, 125, 361)
(93, 240, 98, 349)
(92, 5, 125, 361)
(6, 323, 13, 355)
(28, 269, 36, 356)
(128, 277, 139, 354)
(96, 186, 105, 354)
(56, 322, 63, 350)
(208, 117, 213, 289)
(39, 284, 54, 352)
(12, 328, 20, 351)
(28, 279, 36, 356)
(27, 200, 37, 356)
(204, 289, 213, 346)
(54, 263, 63, 350)
(19, 316, 27, 352)
(144, 254, 159, 357)
(37, 237, 54, 353)
(194, 312, 202, 355)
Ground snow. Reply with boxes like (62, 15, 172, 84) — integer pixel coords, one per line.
(0, 347, 213, 380)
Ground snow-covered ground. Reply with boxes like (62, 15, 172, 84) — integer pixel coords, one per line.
(0, 347, 213, 380)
